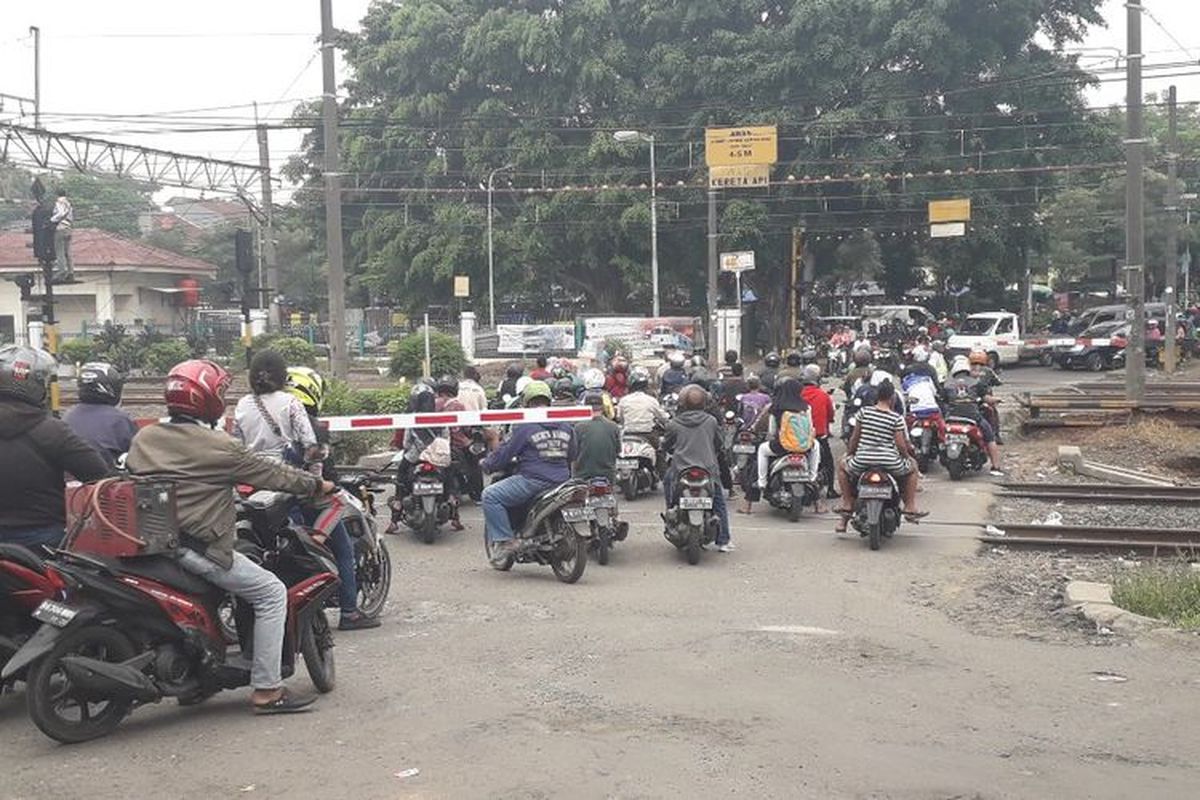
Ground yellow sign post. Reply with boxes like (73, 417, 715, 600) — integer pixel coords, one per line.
(705, 125, 778, 167)
(928, 198, 972, 224)
(453, 275, 470, 298)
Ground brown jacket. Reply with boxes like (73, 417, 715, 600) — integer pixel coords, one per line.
(127, 421, 322, 569)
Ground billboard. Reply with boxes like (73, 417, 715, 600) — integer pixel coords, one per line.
(580, 317, 700, 359)
(497, 323, 575, 354)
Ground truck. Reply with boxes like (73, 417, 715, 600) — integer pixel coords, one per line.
(947, 311, 1074, 369)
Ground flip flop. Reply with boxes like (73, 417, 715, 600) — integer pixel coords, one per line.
(903, 510, 930, 522)
(253, 689, 316, 715)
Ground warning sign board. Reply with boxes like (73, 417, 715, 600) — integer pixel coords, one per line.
(708, 164, 770, 189)
(705, 126, 778, 167)
(928, 198, 972, 224)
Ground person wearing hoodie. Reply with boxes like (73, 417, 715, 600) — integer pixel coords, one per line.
(662, 385, 734, 552)
(0, 345, 109, 549)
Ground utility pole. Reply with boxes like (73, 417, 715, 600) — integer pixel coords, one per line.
(1165, 84, 1180, 372)
(649, 135, 659, 317)
(1125, 0, 1146, 401)
(707, 189, 719, 363)
(487, 164, 513, 329)
(256, 124, 279, 330)
(29, 26, 40, 128)
(320, 0, 348, 378)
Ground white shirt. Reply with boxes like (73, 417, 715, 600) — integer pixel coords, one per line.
(928, 351, 949, 384)
(233, 390, 317, 461)
(617, 391, 668, 433)
(51, 196, 73, 228)
(457, 379, 487, 411)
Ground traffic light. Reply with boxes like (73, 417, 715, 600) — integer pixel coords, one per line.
(31, 204, 54, 266)
(235, 229, 254, 275)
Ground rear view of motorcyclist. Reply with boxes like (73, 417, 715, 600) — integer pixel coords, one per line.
(498, 363, 524, 406)
(128, 359, 334, 714)
(63, 361, 139, 468)
(580, 367, 616, 420)
(663, 385, 733, 552)
(481, 381, 578, 567)
(573, 392, 620, 482)
(618, 367, 669, 470)
(659, 352, 688, 397)
(605, 356, 631, 400)
(0, 345, 108, 550)
(945, 356, 1004, 476)
(760, 352, 782, 392)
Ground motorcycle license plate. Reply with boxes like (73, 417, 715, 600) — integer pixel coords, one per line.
(616, 458, 639, 471)
(413, 482, 443, 495)
(782, 469, 806, 481)
(562, 506, 594, 522)
(586, 495, 616, 509)
(733, 444, 757, 454)
(32, 599, 78, 628)
(678, 496, 713, 510)
(858, 486, 892, 499)
(620, 443, 641, 457)
(947, 434, 969, 444)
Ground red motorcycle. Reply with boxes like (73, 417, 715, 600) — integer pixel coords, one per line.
(0, 544, 67, 690)
(904, 411, 945, 474)
(2, 493, 339, 744)
(942, 415, 988, 481)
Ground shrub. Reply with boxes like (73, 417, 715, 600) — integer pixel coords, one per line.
(233, 333, 319, 370)
(320, 380, 410, 465)
(142, 340, 194, 374)
(57, 338, 96, 366)
(389, 330, 465, 380)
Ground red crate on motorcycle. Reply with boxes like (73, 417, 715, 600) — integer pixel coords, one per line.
(63, 478, 181, 558)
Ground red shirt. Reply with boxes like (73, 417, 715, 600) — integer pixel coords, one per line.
(529, 368, 551, 381)
(801, 384, 835, 437)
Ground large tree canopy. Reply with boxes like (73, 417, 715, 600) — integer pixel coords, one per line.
(286, 0, 1111, 335)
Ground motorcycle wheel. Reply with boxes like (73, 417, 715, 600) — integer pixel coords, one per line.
(868, 522, 882, 551)
(26, 626, 137, 744)
(947, 458, 965, 482)
(788, 488, 802, 522)
(592, 522, 611, 566)
(301, 609, 336, 694)
(418, 517, 438, 545)
(356, 540, 392, 619)
(685, 532, 702, 565)
(623, 478, 638, 503)
(550, 525, 588, 584)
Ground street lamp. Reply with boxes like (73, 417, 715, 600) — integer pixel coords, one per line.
(614, 130, 660, 317)
(487, 163, 514, 329)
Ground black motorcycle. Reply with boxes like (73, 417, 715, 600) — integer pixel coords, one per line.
(484, 480, 594, 583)
(850, 468, 903, 551)
(390, 460, 458, 544)
(663, 467, 719, 565)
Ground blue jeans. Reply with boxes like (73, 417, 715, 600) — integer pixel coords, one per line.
(482, 474, 554, 543)
(295, 508, 358, 613)
(663, 469, 731, 546)
(0, 526, 65, 552)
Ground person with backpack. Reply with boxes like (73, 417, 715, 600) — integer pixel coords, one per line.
(744, 377, 819, 514)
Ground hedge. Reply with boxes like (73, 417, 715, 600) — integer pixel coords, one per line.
(389, 330, 465, 380)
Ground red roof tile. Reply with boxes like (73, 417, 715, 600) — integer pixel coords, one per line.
(0, 228, 217, 275)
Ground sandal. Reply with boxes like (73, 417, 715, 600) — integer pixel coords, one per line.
(834, 518, 849, 533)
(253, 688, 316, 715)
(903, 510, 930, 522)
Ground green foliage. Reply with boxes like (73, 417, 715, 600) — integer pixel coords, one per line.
(234, 333, 319, 370)
(322, 380, 411, 416)
(57, 338, 96, 365)
(141, 340, 193, 374)
(57, 173, 154, 238)
(388, 330, 465, 379)
(1113, 566, 1200, 630)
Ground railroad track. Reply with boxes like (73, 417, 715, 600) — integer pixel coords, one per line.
(979, 523, 1200, 553)
(998, 482, 1200, 504)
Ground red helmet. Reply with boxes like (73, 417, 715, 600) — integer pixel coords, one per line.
(165, 359, 230, 423)
(610, 356, 628, 374)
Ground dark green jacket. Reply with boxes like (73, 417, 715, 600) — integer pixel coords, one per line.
(573, 416, 620, 482)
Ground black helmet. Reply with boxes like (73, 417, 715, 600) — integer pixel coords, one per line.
(435, 374, 459, 396)
(0, 344, 56, 407)
(505, 363, 523, 380)
(764, 351, 781, 368)
(78, 361, 124, 405)
(629, 367, 650, 391)
(553, 377, 576, 398)
(724, 349, 739, 366)
(785, 350, 803, 367)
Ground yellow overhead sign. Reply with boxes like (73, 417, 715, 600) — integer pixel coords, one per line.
(453, 275, 470, 298)
(928, 198, 972, 223)
(705, 125, 778, 167)
(708, 164, 770, 189)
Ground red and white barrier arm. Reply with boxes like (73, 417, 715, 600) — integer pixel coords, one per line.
(322, 405, 594, 433)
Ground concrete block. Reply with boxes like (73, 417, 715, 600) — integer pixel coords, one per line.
(1057, 445, 1084, 474)
(1065, 580, 1113, 606)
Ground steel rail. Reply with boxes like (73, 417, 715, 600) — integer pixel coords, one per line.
(998, 483, 1200, 503)
(980, 523, 1200, 552)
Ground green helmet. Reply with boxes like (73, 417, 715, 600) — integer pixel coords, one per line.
(523, 379, 553, 405)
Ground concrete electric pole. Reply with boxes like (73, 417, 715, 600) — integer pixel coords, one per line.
(1125, 0, 1146, 401)
(1165, 85, 1180, 372)
(256, 124, 280, 330)
(320, 0, 348, 378)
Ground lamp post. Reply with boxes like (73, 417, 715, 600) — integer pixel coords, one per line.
(614, 130, 660, 317)
(487, 164, 514, 329)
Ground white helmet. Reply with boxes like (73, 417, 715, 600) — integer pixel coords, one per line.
(912, 347, 930, 364)
(869, 369, 893, 387)
(950, 356, 971, 376)
(515, 376, 533, 396)
(581, 368, 605, 390)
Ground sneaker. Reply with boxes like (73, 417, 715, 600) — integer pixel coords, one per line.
(989, 468, 1006, 478)
(489, 540, 516, 567)
(338, 611, 382, 631)
(716, 543, 735, 553)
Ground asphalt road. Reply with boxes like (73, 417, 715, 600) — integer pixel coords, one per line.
(4, 365, 1199, 799)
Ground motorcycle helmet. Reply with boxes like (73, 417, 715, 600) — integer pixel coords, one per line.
(505, 363, 523, 380)
(0, 344, 57, 408)
(523, 379, 553, 406)
(764, 352, 781, 368)
(435, 374, 459, 397)
(409, 381, 436, 413)
(286, 366, 327, 414)
(165, 359, 230, 424)
(552, 377, 576, 398)
(724, 349, 739, 367)
(931, 340, 946, 353)
(629, 367, 650, 391)
(78, 361, 124, 405)
(514, 376, 532, 398)
(785, 350, 803, 367)
(690, 354, 706, 369)
(550, 364, 569, 380)
(950, 356, 971, 376)
(668, 352, 686, 369)
(801, 364, 822, 384)
(581, 367, 605, 390)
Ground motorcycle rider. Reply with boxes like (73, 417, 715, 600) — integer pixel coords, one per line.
(434, 375, 469, 530)
(946, 356, 1005, 476)
(128, 359, 334, 713)
(498, 363, 524, 406)
(481, 380, 577, 567)
(659, 351, 689, 397)
(800, 364, 837, 502)
(720, 349, 741, 378)
(967, 349, 1004, 445)
(833, 378, 925, 533)
(720, 362, 749, 407)
(393, 383, 452, 496)
(63, 361, 139, 468)
(663, 385, 733, 552)
(760, 351, 782, 391)
(737, 374, 772, 425)
(605, 356, 631, 400)
(0, 345, 108, 549)
(580, 367, 616, 420)
(928, 340, 950, 384)
(457, 365, 488, 411)
(747, 377, 819, 514)
(573, 391, 620, 482)
(617, 367, 669, 472)
(529, 355, 552, 381)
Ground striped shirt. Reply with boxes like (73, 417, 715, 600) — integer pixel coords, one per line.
(851, 405, 906, 469)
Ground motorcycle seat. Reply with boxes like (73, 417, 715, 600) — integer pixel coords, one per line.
(945, 416, 979, 426)
(0, 543, 45, 573)
(114, 554, 218, 597)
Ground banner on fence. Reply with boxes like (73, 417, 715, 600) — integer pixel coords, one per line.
(496, 323, 576, 354)
(580, 317, 698, 359)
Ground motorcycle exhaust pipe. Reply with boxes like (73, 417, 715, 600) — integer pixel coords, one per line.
(59, 655, 162, 703)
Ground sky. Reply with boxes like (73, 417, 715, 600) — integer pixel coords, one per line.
(0, 0, 1198, 204)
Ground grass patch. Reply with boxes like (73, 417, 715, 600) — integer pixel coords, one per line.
(1112, 566, 1200, 629)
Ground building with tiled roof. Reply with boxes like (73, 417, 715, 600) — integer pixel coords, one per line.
(0, 228, 218, 343)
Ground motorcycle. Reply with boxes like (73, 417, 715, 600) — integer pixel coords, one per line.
(0, 544, 66, 690)
(730, 428, 760, 491)
(334, 474, 393, 618)
(4, 493, 339, 743)
(763, 452, 820, 522)
(585, 476, 628, 566)
(390, 459, 457, 544)
(663, 467, 719, 565)
(850, 468, 902, 551)
(616, 434, 659, 501)
(459, 430, 488, 502)
(942, 415, 988, 481)
(484, 480, 594, 583)
(905, 411, 944, 474)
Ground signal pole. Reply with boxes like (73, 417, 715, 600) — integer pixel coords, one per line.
(256, 124, 280, 330)
(707, 188, 719, 364)
(1125, 0, 1146, 401)
(29, 26, 40, 128)
(320, 0, 348, 378)
(1165, 85, 1180, 372)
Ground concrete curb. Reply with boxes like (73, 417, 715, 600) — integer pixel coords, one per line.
(1064, 580, 1191, 639)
